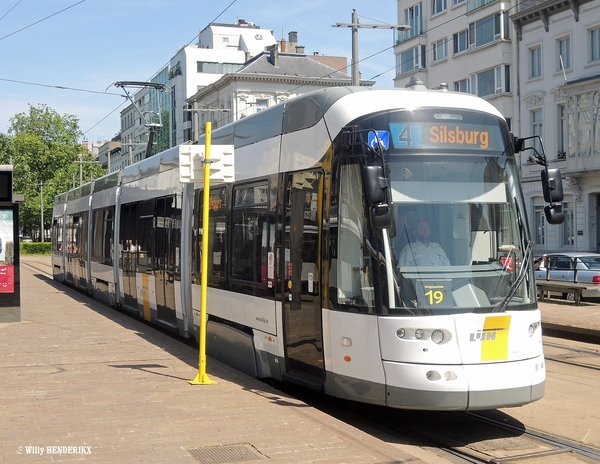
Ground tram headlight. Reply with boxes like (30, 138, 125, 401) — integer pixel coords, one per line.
(396, 328, 406, 339)
(415, 329, 424, 339)
(431, 330, 444, 344)
(528, 322, 540, 337)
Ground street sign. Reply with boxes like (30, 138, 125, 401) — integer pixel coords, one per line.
(368, 130, 390, 151)
(179, 144, 235, 184)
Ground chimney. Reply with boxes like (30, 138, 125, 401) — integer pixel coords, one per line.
(268, 44, 279, 66)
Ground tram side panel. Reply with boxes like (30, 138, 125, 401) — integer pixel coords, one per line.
(194, 172, 282, 379)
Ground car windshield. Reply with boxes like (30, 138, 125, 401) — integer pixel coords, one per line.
(579, 257, 600, 269)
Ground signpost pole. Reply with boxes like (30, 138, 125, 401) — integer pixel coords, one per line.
(188, 121, 217, 385)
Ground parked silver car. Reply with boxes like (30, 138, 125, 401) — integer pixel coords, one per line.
(535, 252, 600, 300)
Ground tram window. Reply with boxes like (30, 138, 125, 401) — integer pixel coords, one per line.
(136, 200, 154, 269)
(52, 216, 63, 253)
(197, 187, 228, 279)
(91, 207, 114, 265)
(331, 162, 376, 312)
(231, 183, 268, 285)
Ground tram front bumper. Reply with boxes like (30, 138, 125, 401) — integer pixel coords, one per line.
(383, 355, 545, 411)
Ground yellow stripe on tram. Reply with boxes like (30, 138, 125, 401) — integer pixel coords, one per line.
(480, 315, 511, 362)
(142, 273, 151, 321)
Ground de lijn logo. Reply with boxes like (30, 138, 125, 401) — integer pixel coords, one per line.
(470, 315, 511, 362)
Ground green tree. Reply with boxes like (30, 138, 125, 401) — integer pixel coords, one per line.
(0, 104, 105, 240)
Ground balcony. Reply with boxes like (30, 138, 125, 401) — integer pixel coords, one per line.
(510, 0, 593, 39)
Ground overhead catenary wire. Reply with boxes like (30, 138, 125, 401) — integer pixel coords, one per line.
(0, 0, 86, 42)
(0, 0, 23, 23)
(1, 0, 532, 141)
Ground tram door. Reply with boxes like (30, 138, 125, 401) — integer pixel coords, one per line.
(154, 196, 178, 327)
(65, 213, 87, 290)
(119, 203, 138, 310)
(282, 171, 325, 383)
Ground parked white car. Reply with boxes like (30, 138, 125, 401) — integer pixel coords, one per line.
(535, 252, 600, 300)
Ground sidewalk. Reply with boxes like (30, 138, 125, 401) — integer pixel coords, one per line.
(0, 257, 445, 464)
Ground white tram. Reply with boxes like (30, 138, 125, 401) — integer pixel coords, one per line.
(52, 85, 562, 410)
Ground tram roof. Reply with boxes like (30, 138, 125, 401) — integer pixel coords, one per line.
(54, 86, 505, 203)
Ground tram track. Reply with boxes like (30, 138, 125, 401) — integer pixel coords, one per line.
(289, 390, 600, 464)
(543, 340, 600, 371)
(20, 257, 53, 277)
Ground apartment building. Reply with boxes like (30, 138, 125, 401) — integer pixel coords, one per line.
(187, 45, 353, 140)
(111, 20, 277, 168)
(393, 0, 514, 122)
(512, 0, 600, 254)
(394, 0, 600, 253)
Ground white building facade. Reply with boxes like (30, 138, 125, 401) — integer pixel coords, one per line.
(186, 47, 353, 140)
(114, 21, 277, 167)
(393, 0, 600, 254)
(393, 0, 515, 123)
(512, 0, 600, 254)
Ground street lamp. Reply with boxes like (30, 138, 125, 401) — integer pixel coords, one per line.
(334, 9, 411, 86)
(74, 155, 100, 186)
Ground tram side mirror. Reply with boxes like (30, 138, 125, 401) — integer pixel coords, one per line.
(364, 165, 388, 204)
(541, 168, 564, 203)
(370, 204, 392, 229)
(545, 204, 565, 225)
(513, 135, 524, 153)
(364, 165, 392, 229)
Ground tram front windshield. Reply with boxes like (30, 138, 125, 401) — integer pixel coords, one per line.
(335, 108, 535, 315)
(387, 154, 533, 315)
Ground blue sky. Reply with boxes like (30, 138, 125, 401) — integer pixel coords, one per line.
(0, 0, 401, 143)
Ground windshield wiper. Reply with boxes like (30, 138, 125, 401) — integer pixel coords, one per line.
(492, 240, 533, 313)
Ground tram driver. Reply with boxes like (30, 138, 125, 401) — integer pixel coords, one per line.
(398, 218, 450, 267)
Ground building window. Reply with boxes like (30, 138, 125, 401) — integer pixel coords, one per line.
(255, 99, 268, 112)
(529, 45, 542, 79)
(432, 0, 447, 15)
(432, 38, 448, 62)
(398, 45, 426, 75)
(562, 202, 574, 246)
(566, 92, 600, 158)
(454, 78, 470, 93)
(401, 3, 422, 42)
(557, 103, 566, 158)
(453, 29, 469, 54)
(590, 26, 600, 63)
(469, 13, 509, 49)
(533, 205, 545, 245)
(467, 0, 494, 12)
(453, 0, 465, 5)
(469, 65, 509, 97)
(197, 62, 243, 74)
(531, 108, 543, 154)
(557, 36, 571, 72)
